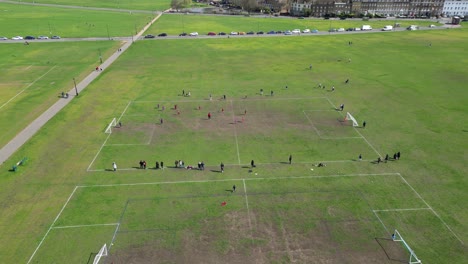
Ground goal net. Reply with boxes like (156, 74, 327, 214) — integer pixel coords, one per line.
(104, 118, 117, 134)
(344, 112, 359, 127)
(392, 229, 422, 264)
(93, 243, 108, 264)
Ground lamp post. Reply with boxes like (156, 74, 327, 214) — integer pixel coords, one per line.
(73, 78, 78, 96)
(99, 48, 102, 63)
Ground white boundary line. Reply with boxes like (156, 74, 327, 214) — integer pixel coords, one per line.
(324, 97, 382, 157)
(78, 173, 400, 188)
(52, 223, 119, 229)
(373, 210, 390, 234)
(132, 97, 328, 103)
(87, 101, 133, 171)
(230, 100, 241, 164)
(373, 208, 431, 212)
(0, 66, 57, 111)
(147, 123, 156, 145)
(104, 143, 149, 146)
(27, 186, 79, 264)
(86, 159, 375, 172)
(243, 179, 253, 230)
(397, 173, 464, 244)
(302, 110, 322, 137)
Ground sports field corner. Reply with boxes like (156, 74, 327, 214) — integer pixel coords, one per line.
(0, 4, 467, 264)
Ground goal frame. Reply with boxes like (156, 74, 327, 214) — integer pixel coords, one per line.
(92, 243, 108, 264)
(104, 118, 117, 134)
(392, 229, 422, 264)
(344, 112, 359, 127)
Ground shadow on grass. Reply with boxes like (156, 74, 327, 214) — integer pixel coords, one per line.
(375, 237, 407, 263)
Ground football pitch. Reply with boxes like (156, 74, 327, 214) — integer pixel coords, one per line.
(0, 15, 466, 264)
(31, 173, 444, 263)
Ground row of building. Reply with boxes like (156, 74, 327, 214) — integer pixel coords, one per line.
(287, 0, 468, 17)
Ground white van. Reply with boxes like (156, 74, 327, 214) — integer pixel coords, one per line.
(361, 25, 372, 31)
(382, 25, 393, 31)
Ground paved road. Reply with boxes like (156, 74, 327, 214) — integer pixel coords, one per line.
(0, 13, 162, 165)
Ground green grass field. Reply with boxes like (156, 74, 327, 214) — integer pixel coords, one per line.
(12, 0, 171, 11)
(0, 2, 155, 38)
(145, 14, 443, 35)
(0, 15, 467, 264)
(0, 41, 120, 147)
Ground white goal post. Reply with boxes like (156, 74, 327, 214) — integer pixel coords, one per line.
(93, 243, 108, 264)
(392, 229, 422, 264)
(344, 112, 359, 127)
(104, 118, 117, 134)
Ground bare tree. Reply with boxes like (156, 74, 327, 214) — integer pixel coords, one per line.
(241, 0, 258, 14)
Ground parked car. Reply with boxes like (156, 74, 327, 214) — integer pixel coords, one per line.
(12, 36, 23, 40)
(25, 36, 35, 40)
(429, 24, 436, 28)
(302, 29, 310, 33)
(291, 29, 301, 34)
(354, 28, 361, 31)
(284, 30, 292, 35)
(0, 36, 8, 40)
(246, 31, 255, 35)
(37, 36, 49, 39)
(256, 31, 264, 34)
(267, 30, 276, 34)
(189, 32, 198, 36)
(275, 30, 283, 34)
(337, 28, 345, 32)
(158, 33, 167, 37)
(361, 25, 372, 31)
(238, 32, 246, 35)
(407, 25, 418, 31)
(179, 32, 187, 36)
(382, 25, 393, 31)
(311, 29, 319, 33)
(144, 34, 155, 38)
(218, 32, 226, 35)
(207, 32, 216, 36)
(230, 31, 238, 35)
(346, 28, 354, 31)
(51, 35, 61, 39)
(328, 28, 337, 32)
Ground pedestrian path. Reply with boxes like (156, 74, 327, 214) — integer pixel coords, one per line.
(0, 13, 162, 165)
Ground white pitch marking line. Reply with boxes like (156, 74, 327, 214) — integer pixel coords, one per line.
(133, 97, 328, 103)
(87, 133, 112, 171)
(0, 66, 57, 111)
(397, 173, 464, 245)
(27, 186, 79, 264)
(104, 143, 149, 146)
(117, 101, 132, 123)
(147, 123, 156, 144)
(302, 110, 322, 137)
(24, 64, 33, 70)
(373, 208, 431, 212)
(373, 210, 390, 234)
(78, 173, 400, 188)
(230, 100, 241, 165)
(52, 223, 119, 229)
(243, 179, 253, 231)
(320, 136, 364, 140)
(109, 223, 121, 251)
(88, 101, 133, 171)
(324, 97, 382, 157)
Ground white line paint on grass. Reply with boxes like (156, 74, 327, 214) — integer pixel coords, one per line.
(133, 97, 328, 104)
(324, 97, 382, 157)
(373, 208, 431, 212)
(87, 133, 112, 171)
(230, 100, 241, 165)
(117, 101, 132, 123)
(0, 66, 57, 111)
(243, 179, 253, 230)
(27, 186, 79, 264)
(52, 223, 119, 229)
(78, 173, 400, 188)
(302, 110, 322, 137)
(397, 173, 464, 244)
(105, 143, 149, 146)
(373, 210, 390, 234)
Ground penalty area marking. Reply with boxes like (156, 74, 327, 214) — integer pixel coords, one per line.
(0, 66, 57, 111)
(52, 223, 119, 229)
